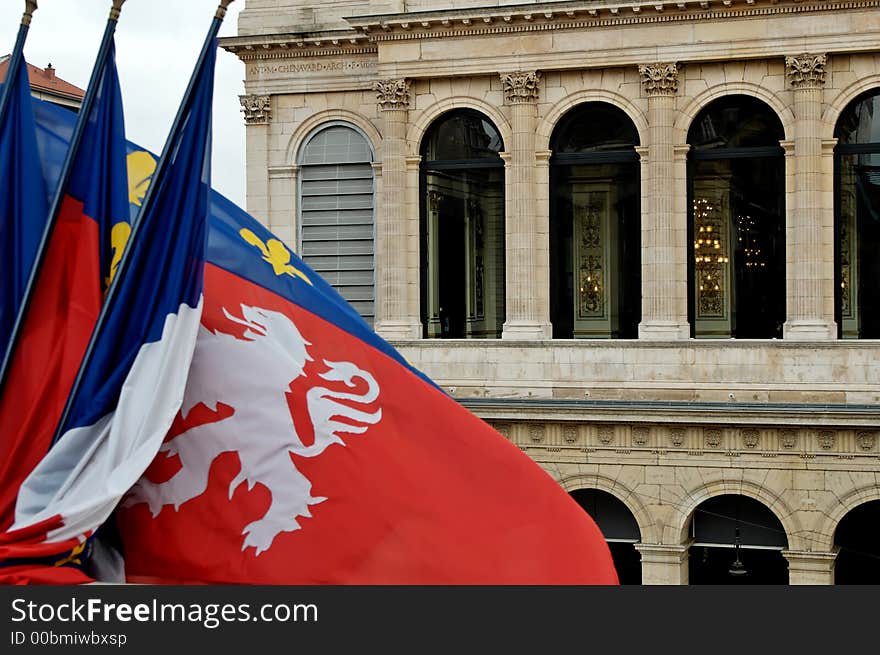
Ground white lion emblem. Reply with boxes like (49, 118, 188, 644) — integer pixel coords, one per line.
(123, 305, 382, 555)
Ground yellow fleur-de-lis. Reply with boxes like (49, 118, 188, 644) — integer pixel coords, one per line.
(127, 151, 157, 207)
(105, 221, 131, 290)
(54, 541, 87, 568)
(240, 229, 312, 285)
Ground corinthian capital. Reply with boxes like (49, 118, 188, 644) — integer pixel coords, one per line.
(500, 71, 541, 104)
(785, 53, 827, 89)
(638, 62, 679, 96)
(239, 94, 271, 124)
(374, 79, 411, 111)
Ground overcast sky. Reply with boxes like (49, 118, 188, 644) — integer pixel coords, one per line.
(0, 0, 246, 207)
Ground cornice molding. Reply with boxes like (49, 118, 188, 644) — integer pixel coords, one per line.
(344, 0, 880, 42)
(220, 33, 375, 61)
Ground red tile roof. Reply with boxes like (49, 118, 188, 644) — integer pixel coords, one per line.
(0, 55, 85, 101)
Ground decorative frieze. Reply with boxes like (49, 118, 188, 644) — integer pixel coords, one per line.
(785, 53, 827, 89)
(598, 426, 614, 445)
(632, 426, 649, 447)
(818, 431, 836, 450)
(742, 428, 760, 449)
(563, 425, 579, 444)
(373, 78, 411, 111)
(670, 428, 685, 448)
(780, 429, 798, 449)
(529, 425, 545, 443)
(704, 428, 722, 449)
(239, 94, 271, 124)
(500, 70, 541, 104)
(856, 431, 876, 451)
(638, 62, 679, 96)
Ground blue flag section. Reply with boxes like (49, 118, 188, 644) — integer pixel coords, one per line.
(0, 54, 49, 360)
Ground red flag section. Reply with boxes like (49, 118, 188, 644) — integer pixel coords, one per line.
(118, 264, 618, 585)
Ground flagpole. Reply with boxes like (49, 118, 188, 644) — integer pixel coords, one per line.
(0, 0, 127, 397)
(49, 0, 235, 446)
(0, 1, 38, 124)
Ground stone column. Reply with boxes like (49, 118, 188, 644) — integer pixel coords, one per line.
(782, 550, 837, 585)
(637, 63, 690, 340)
(634, 543, 689, 585)
(373, 79, 421, 340)
(500, 71, 551, 340)
(783, 54, 837, 340)
(240, 93, 272, 229)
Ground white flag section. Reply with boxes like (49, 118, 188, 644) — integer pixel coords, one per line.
(10, 300, 203, 562)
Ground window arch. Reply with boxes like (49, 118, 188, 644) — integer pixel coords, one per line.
(687, 95, 786, 339)
(549, 102, 641, 338)
(298, 123, 375, 325)
(834, 89, 880, 338)
(420, 109, 505, 339)
(570, 488, 642, 584)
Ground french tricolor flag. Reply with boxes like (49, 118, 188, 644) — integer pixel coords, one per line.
(5, 27, 219, 582)
(0, 13, 129, 563)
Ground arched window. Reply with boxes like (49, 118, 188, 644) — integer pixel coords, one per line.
(687, 96, 786, 338)
(549, 103, 641, 338)
(835, 90, 880, 338)
(570, 488, 641, 584)
(298, 124, 375, 325)
(420, 110, 505, 338)
(834, 500, 880, 584)
(687, 495, 788, 585)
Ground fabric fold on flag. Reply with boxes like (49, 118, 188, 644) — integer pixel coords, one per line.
(6, 39, 218, 582)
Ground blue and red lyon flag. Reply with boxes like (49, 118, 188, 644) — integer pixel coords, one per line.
(0, 25, 129, 571)
(0, 15, 49, 367)
(2, 27, 220, 585)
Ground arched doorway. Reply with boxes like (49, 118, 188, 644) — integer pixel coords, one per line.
(834, 500, 880, 583)
(420, 109, 505, 339)
(298, 123, 376, 325)
(687, 494, 789, 584)
(549, 103, 641, 338)
(687, 95, 786, 338)
(834, 89, 880, 338)
(570, 488, 641, 584)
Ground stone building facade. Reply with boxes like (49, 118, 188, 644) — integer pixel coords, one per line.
(222, 0, 880, 584)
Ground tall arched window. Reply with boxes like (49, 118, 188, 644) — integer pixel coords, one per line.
(835, 89, 880, 338)
(420, 109, 505, 339)
(549, 103, 641, 338)
(299, 123, 375, 325)
(687, 96, 786, 338)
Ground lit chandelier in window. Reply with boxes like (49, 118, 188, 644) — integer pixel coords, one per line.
(693, 197, 729, 316)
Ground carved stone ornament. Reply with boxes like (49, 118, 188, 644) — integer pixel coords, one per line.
(742, 428, 760, 449)
(670, 428, 685, 447)
(500, 70, 541, 104)
(563, 425, 578, 444)
(638, 62, 679, 96)
(598, 426, 614, 445)
(529, 425, 545, 444)
(704, 428, 722, 448)
(856, 431, 876, 451)
(632, 426, 649, 447)
(818, 430, 836, 450)
(239, 94, 271, 124)
(493, 423, 511, 439)
(373, 78, 411, 110)
(780, 429, 797, 449)
(785, 53, 827, 89)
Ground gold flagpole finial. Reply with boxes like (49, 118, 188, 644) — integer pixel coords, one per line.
(22, 1, 38, 27)
(216, 0, 235, 20)
(109, 0, 126, 21)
